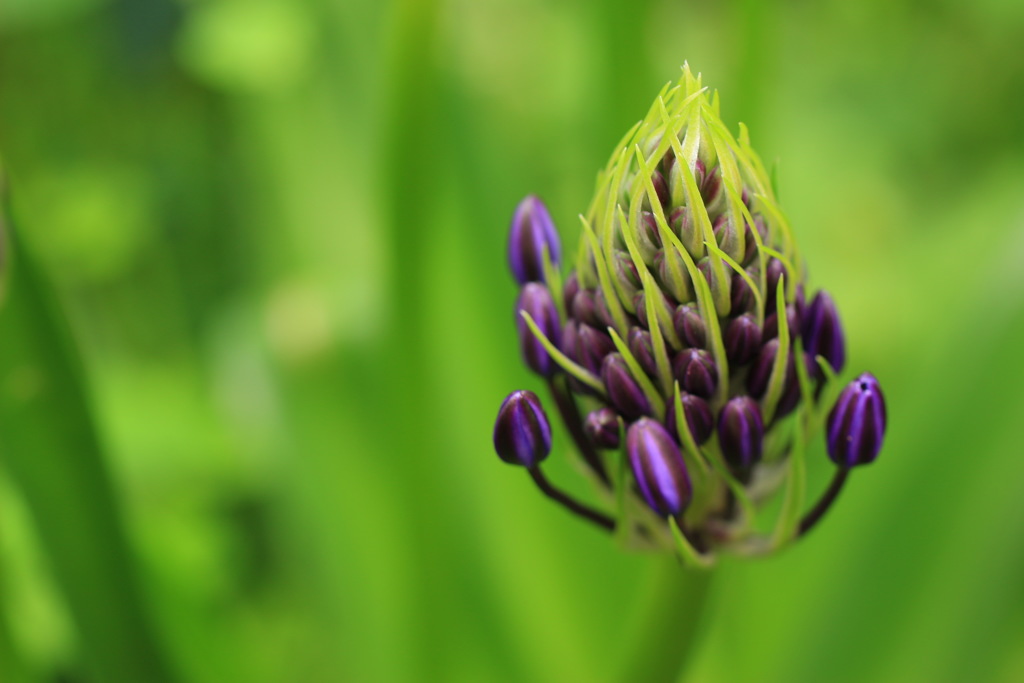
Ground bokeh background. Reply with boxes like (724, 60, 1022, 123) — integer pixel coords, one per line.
(2, 0, 1024, 681)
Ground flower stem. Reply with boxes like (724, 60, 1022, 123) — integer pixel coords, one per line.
(799, 467, 850, 537)
(547, 376, 610, 484)
(528, 467, 615, 532)
(615, 558, 714, 683)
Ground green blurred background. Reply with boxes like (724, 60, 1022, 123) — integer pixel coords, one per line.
(2, 0, 1024, 681)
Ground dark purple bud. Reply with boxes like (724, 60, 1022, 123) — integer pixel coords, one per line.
(627, 418, 692, 518)
(516, 283, 561, 377)
(730, 271, 756, 315)
(560, 319, 579, 363)
(593, 288, 618, 329)
(651, 170, 670, 208)
(724, 313, 762, 365)
(665, 392, 714, 445)
(601, 353, 651, 420)
(672, 348, 718, 398)
(562, 271, 580, 313)
(763, 303, 801, 341)
(508, 195, 560, 285)
(746, 340, 806, 420)
(765, 258, 786, 314)
(628, 327, 657, 377)
(575, 323, 616, 375)
(700, 164, 722, 207)
(717, 396, 764, 470)
(634, 287, 674, 330)
(572, 289, 600, 327)
(673, 305, 706, 348)
(827, 373, 887, 467)
(584, 407, 621, 450)
(802, 291, 846, 373)
(493, 390, 552, 467)
(741, 216, 765, 266)
(661, 147, 676, 175)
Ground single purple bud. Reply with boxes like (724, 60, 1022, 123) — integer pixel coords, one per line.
(651, 170, 671, 208)
(673, 305, 706, 348)
(672, 348, 718, 398)
(561, 319, 579, 363)
(628, 327, 658, 377)
(627, 418, 693, 518)
(572, 289, 600, 327)
(584, 407, 621, 450)
(576, 323, 616, 375)
(493, 390, 552, 467)
(827, 373, 887, 467)
(725, 313, 762, 365)
(717, 396, 764, 470)
(634, 287, 674, 330)
(516, 283, 561, 377)
(763, 303, 801, 341)
(593, 288, 618, 329)
(730, 271, 756, 315)
(701, 164, 723, 208)
(765, 258, 786, 314)
(508, 195, 561, 285)
(665, 392, 714, 445)
(602, 353, 651, 420)
(562, 271, 580, 313)
(746, 340, 806, 420)
(802, 291, 846, 373)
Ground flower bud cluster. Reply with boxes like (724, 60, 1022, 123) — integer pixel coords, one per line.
(492, 66, 888, 563)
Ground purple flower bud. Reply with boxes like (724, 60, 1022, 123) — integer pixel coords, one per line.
(725, 313, 762, 365)
(508, 195, 561, 285)
(560, 319, 579, 362)
(802, 291, 846, 373)
(765, 258, 786, 314)
(627, 418, 693, 517)
(651, 170, 670, 208)
(493, 390, 552, 467)
(700, 163, 722, 207)
(673, 305, 706, 348)
(763, 303, 801, 342)
(562, 271, 580, 313)
(613, 251, 642, 292)
(593, 288, 617, 329)
(516, 283, 561, 377)
(572, 289, 600, 327)
(730, 271, 756, 315)
(665, 392, 714, 444)
(601, 353, 651, 420)
(746, 339, 806, 420)
(672, 348, 718, 398)
(661, 147, 676, 175)
(628, 327, 657, 377)
(575, 323, 616, 375)
(584, 407, 621, 449)
(717, 396, 764, 470)
(633, 287, 674, 331)
(827, 373, 887, 467)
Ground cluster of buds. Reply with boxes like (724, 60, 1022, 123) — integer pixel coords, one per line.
(492, 66, 887, 565)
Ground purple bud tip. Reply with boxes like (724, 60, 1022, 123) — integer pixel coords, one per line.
(827, 373, 887, 467)
(516, 283, 561, 377)
(802, 291, 846, 373)
(508, 195, 561, 285)
(673, 305, 706, 348)
(672, 348, 718, 398)
(584, 407, 621, 450)
(725, 313, 762, 366)
(628, 327, 657, 377)
(493, 390, 552, 468)
(717, 396, 764, 470)
(575, 324, 616, 375)
(601, 353, 651, 420)
(627, 418, 693, 518)
(665, 392, 714, 445)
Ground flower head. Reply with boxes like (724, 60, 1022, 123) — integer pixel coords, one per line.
(491, 65, 889, 563)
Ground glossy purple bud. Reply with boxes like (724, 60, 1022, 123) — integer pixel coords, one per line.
(717, 396, 764, 470)
(725, 313, 762, 365)
(576, 323, 616, 375)
(763, 303, 801, 342)
(584, 407, 621, 450)
(673, 305, 706, 348)
(516, 284, 561, 377)
(493, 390, 552, 467)
(628, 327, 657, 377)
(602, 353, 651, 420)
(802, 291, 846, 373)
(672, 348, 718, 398)
(665, 392, 714, 445)
(746, 339, 806, 420)
(627, 418, 692, 518)
(765, 258, 786, 314)
(572, 289, 600, 327)
(730, 271, 756, 315)
(827, 373, 887, 467)
(508, 195, 561, 285)
(562, 271, 580, 313)
(560, 319, 579, 363)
